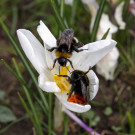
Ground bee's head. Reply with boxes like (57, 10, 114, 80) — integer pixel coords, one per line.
(62, 29, 74, 38)
(58, 57, 67, 67)
(71, 71, 81, 82)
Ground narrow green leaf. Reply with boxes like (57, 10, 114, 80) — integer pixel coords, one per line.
(0, 114, 28, 134)
(11, 6, 18, 35)
(90, 0, 106, 42)
(126, 112, 135, 133)
(1, 59, 26, 85)
(70, 0, 78, 26)
(0, 106, 16, 123)
(12, 58, 43, 135)
(17, 92, 37, 126)
(50, 0, 67, 31)
(101, 28, 110, 40)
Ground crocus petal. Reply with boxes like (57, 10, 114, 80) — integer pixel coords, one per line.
(65, 0, 73, 5)
(70, 39, 117, 71)
(87, 70, 99, 100)
(37, 20, 57, 48)
(44, 46, 59, 75)
(17, 29, 46, 74)
(114, 2, 126, 29)
(96, 46, 119, 80)
(55, 91, 91, 113)
(38, 73, 61, 92)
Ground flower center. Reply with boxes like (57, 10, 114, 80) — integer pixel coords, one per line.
(53, 66, 71, 93)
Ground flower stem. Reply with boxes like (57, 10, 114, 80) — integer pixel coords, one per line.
(48, 93, 53, 135)
(63, 109, 100, 135)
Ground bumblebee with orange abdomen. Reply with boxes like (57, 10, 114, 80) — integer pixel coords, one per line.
(48, 29, 87, 71)
(58, 67, 93, 105)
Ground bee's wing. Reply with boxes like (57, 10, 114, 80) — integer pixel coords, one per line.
(80, 80, 90, 102)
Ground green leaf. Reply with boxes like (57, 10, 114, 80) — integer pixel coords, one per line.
(103, 107, 113, 116)
(50, 0, 67, 31)
(0, 90, 5, 100)
(0, 106, 16, 123)
(101, 28, 110, 40)
(90, 0, 106, 42)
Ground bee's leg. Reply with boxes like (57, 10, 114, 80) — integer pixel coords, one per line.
(47, 47, 58, 52)
(51, 58, 59, 70)
(84, 66, 92, 74)
(57, 75, 71, 81)
(68, 85, 75, 100)
(73, 45, 88, 52)
(66, 59, 74, 70)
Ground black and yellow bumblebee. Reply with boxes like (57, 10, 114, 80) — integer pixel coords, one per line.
(58, 67, 92, 104)
(48, 29, 86, 71)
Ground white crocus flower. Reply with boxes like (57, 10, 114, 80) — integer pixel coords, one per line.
(17, 20, 116, 113)
(114, 2, 126, 30)
(96, 13, 118, 40)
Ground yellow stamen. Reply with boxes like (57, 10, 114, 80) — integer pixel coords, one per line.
(53, 66, 71, 93)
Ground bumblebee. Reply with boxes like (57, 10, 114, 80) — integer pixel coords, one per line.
(58, 67, 92, 104)
(48, 29, 86, 71)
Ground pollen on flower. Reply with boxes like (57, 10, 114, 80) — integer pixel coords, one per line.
(53, 66, 71, 93)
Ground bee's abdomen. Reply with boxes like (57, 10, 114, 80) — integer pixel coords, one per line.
(55, 51, 71, 58)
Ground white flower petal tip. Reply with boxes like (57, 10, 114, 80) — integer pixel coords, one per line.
(38, 74, 61, 93)
(37, 20, 56, 48)
(114, 2, 126, 30)
(39, 81, 61, 93)
(56, 92, 91, 113)
(96, 47, 119, 80)
(17, 29, 46, 74)
(65, 0, 73, 5)
(96, 14, 118, 40)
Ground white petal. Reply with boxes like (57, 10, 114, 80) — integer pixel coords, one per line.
(70, 39, 117, 71)
(114, 2, 126, 30)
(65, 0, 73, 5)
(17, 29, 46, 74)
(96, 46, 119, 80)
(100, 14, 118, 34)
(38, 73, 61, 92)
(37, 20, 57, 48)
(87, 70, 99, 100)
(44, 46, 59, 75)
(55, 91, 91, 113)
(81, 0, 98, 16)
